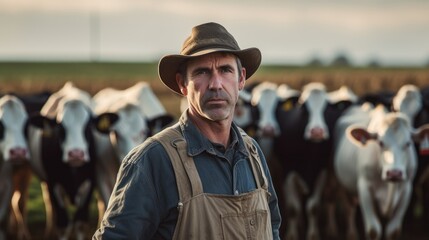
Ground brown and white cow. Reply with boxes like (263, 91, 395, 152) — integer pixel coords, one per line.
(334, 104, 429, 240)
(0, 95, 32, 240)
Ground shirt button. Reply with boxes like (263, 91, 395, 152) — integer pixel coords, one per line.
(234, 190, 239, 195)
(250, 219, 255, 225)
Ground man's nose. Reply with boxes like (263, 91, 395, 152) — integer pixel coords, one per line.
(209, 72, 223, 90)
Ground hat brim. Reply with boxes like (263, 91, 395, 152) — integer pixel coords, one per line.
(158, 47, 261, 95)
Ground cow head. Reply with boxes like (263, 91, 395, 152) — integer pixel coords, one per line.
(347, 112, 429, 182)
(29, 99, 118, 167)
(98, 103, 148, 161)
(250, 82, 283, 138)
(298, 82, 330, 142)
(0, 95, 30, 163)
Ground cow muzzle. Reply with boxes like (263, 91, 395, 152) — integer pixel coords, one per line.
(307, 127, 328, 142)
(67, 149, 86, 167)
(385, 169, 404, 182)
(8, 147, 29, 164)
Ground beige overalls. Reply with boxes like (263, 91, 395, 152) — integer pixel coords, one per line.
(154, 127, 273, 240)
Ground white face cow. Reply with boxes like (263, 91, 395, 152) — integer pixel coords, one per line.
(56, 98, 93, 166)
(32, 82, 113, 168)
(93, 86, 150, 162)
(114, 82, 173, 135)
(0, 95, 30, 162)
(0, 95, 32, 240)
(348, 112, 422, 182)
(250, 82, 282, 138)
(299, 82, 330, 141)
(334, 104, 429, 240)
(106, 103, 148, 160)
(26, 82, 117, 240)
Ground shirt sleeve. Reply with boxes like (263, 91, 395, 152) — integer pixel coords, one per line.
(92, 141, 178, 239)
(252, 139, 282, 240)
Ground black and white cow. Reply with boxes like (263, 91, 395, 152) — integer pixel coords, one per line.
(273, 83, 357, 240)
(391, 84, 429, 228)
(91, 82, 173, 220)
(234, 82, 301, 158)
(113, 81, 174, 135)
(0, 95, 32, 240)
(234, 81, 356, 239)
(27, 82, 115, 240)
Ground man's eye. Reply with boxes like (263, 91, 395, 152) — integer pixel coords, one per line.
(221, 67, 233, 73)
(196, 69, 208, 75)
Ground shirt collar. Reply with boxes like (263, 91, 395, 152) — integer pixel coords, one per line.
(178, 111, 248, 157)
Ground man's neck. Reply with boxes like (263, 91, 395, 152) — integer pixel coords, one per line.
(188, 113, 232, 147)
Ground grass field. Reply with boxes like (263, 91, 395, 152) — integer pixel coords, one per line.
(1, 62, 429, 239)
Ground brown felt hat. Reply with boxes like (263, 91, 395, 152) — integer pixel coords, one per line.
(158, 22, 262, 95)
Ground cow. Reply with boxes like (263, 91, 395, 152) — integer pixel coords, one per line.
(27, 82, 116, 240)
(92, 82, 174, 222)
(391, 84, 429, 229)
(333, 103, 429, 240)
(0, 95, 32, 240)
(230, 82, 302, 236)
(234, 82, 301, 157)
(359, 84, 429, 228)
(106, 81, 174, 135)
(273, 82, 357, 240)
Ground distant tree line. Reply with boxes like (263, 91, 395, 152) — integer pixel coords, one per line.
(306, 53, 429, 68)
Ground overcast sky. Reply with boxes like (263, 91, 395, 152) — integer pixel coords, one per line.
(1, 0, 429, 65)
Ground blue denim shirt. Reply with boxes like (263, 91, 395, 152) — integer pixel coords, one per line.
(93, 111, 281, 239)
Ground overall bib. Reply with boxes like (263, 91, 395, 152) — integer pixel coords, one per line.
(154, 127, 273, 240)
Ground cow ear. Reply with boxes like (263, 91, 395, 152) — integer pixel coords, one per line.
(0, 121, 4, 140)
(147, 114, 175, 136)
(27, 114, 57, 138)
(412, 123, 429, 155)
(148, 114, 174, 129)
(93, 113, 119, 134)
(347, 126, 377, 146)
(28, 114, 56, 129)
(332, 100, 353, 111)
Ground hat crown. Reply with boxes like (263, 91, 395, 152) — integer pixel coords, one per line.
(181, 22, 240, 55)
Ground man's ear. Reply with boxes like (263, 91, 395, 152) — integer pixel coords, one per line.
(239, 67, 246, 91)
(176, 73, 187, 95)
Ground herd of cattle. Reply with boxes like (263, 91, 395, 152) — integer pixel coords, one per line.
(0, 80, 428, 240)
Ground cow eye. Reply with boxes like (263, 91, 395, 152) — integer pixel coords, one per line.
(403, 141, 412, 149)
(58, 125, 66, 141)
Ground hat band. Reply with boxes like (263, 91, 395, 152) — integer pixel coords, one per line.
(182, 40, 239, 55)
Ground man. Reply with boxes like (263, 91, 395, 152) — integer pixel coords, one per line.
(93, 22, 281, 239)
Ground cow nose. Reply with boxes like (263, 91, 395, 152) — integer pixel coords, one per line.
(309, 127, 326, 141)
(9, 147, 28, 161)
(260, 125, 276, 137)
(68, 149, 85, 167)
(386, 169, 403, 182)
(68, 149, 84, 159)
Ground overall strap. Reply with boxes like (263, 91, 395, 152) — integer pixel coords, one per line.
(153, 127, 204, 202)
(239, 129, 269, 190)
